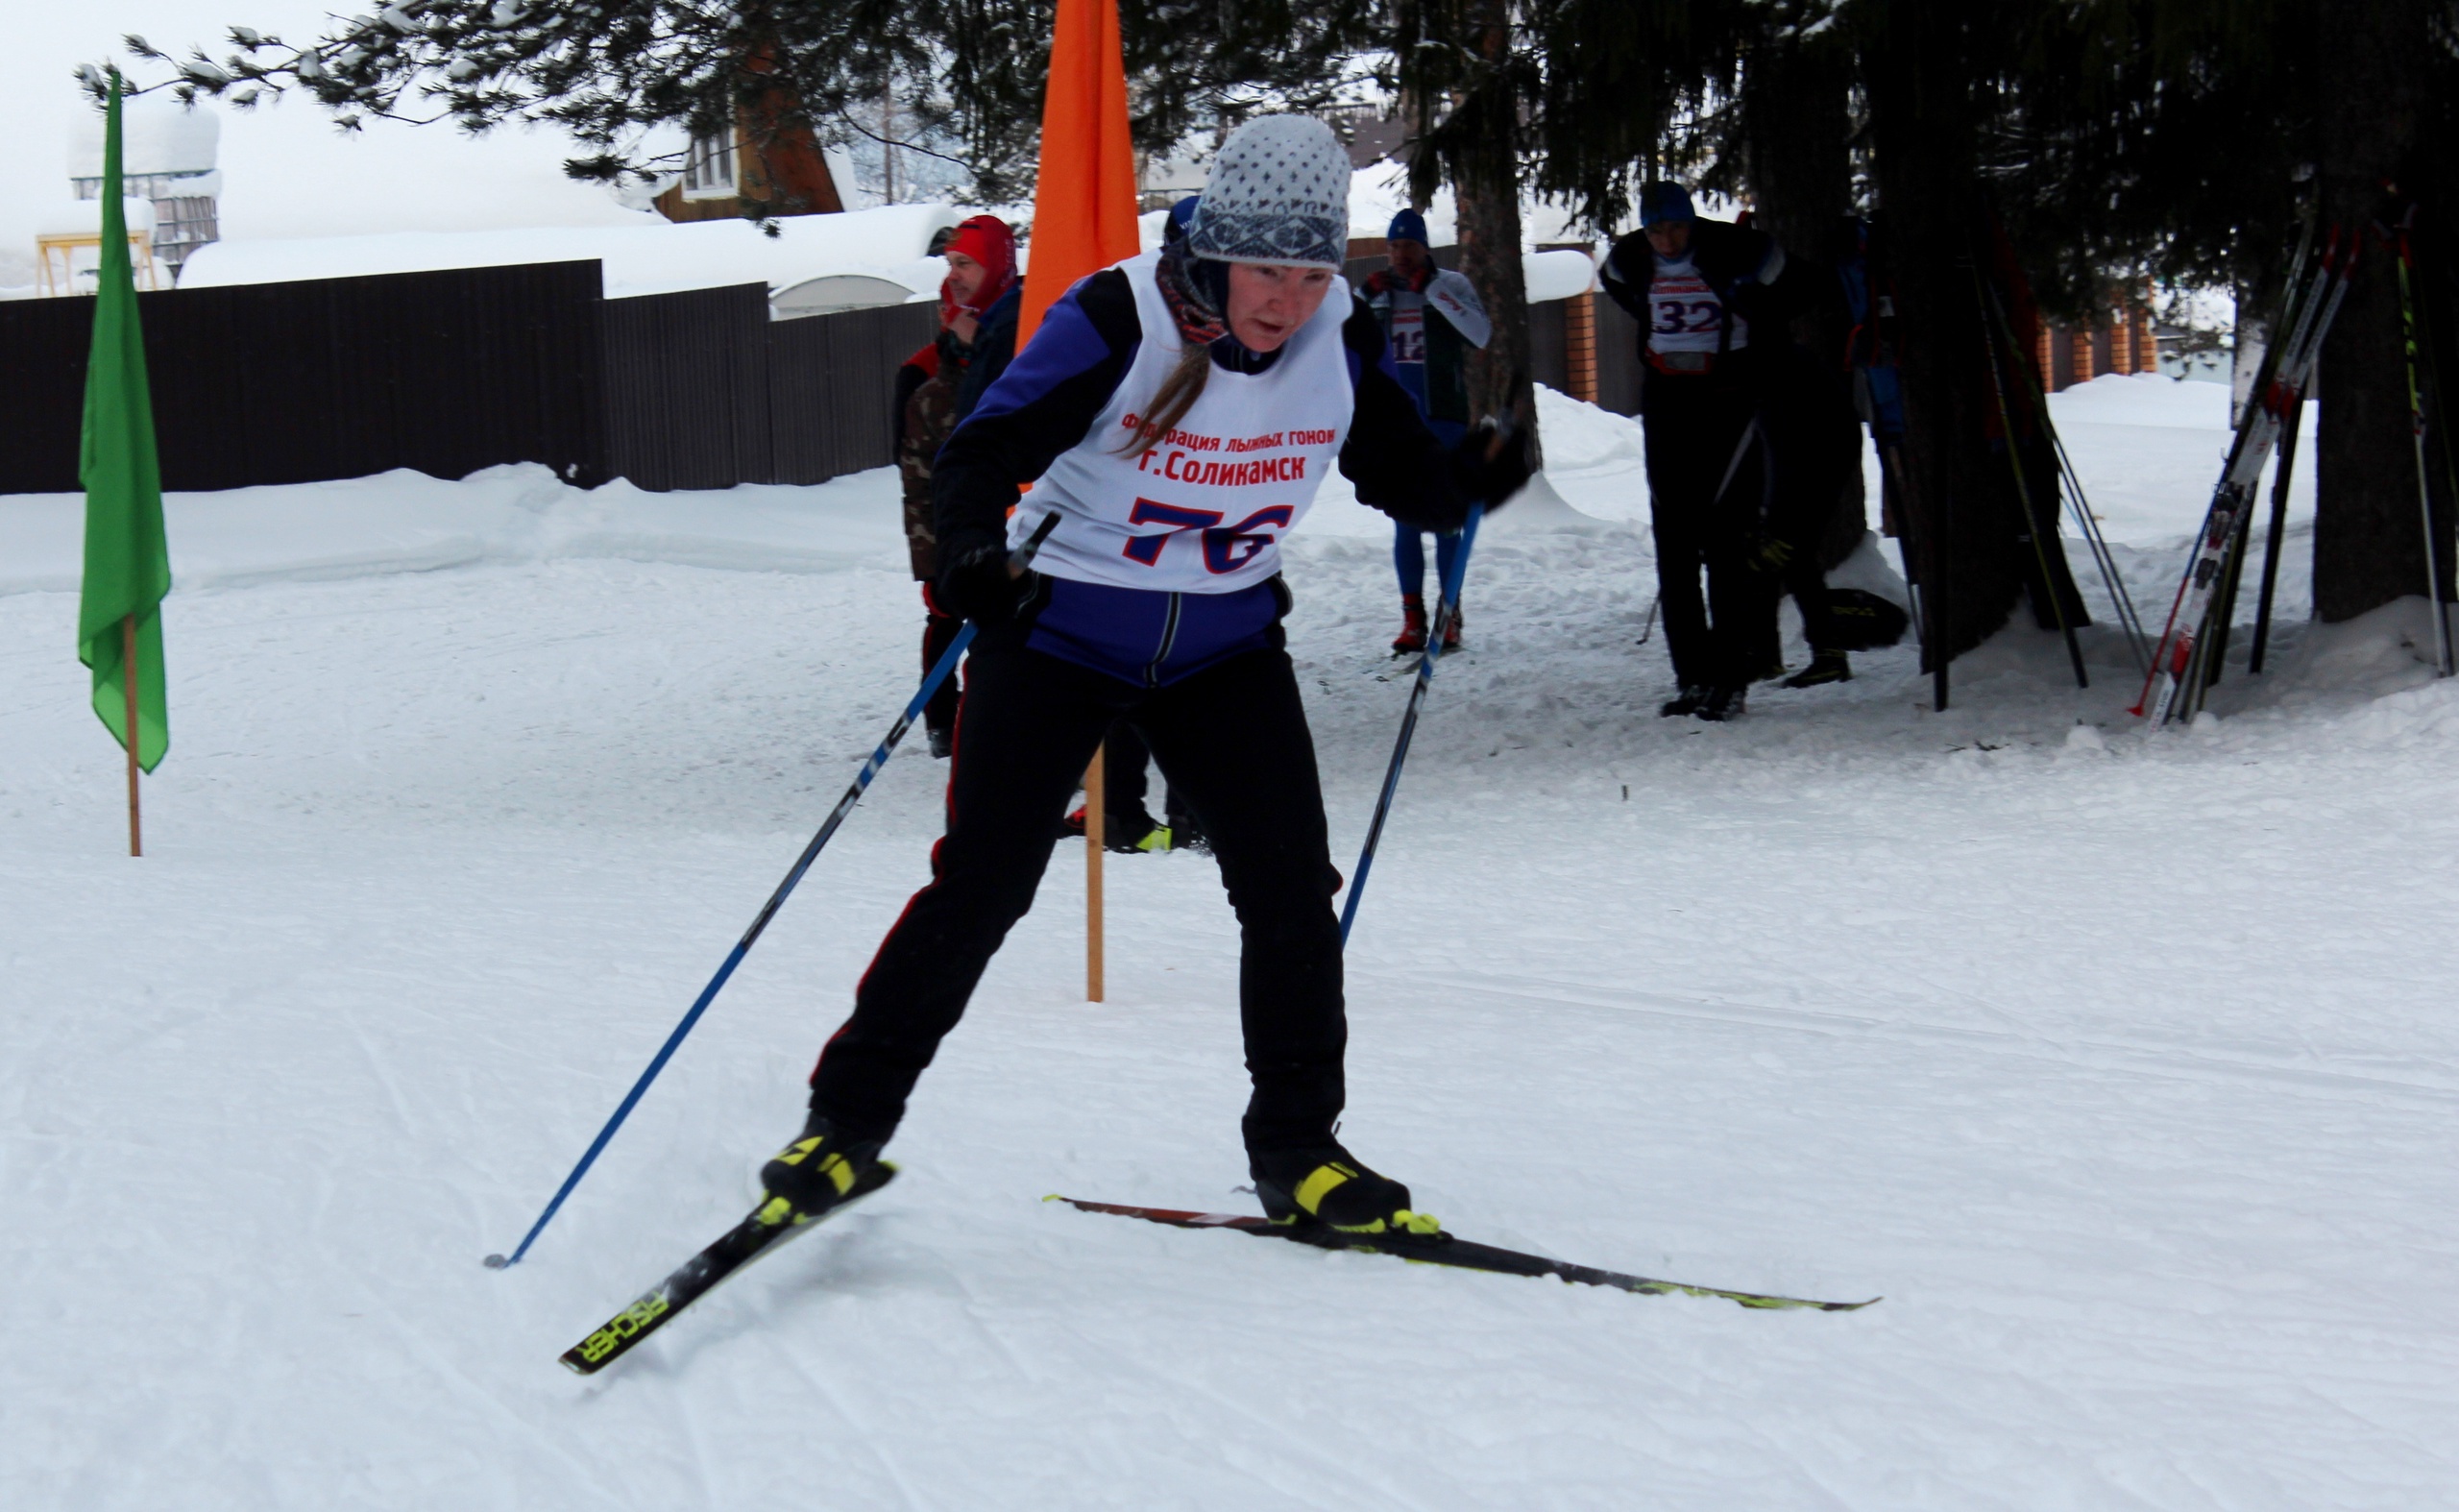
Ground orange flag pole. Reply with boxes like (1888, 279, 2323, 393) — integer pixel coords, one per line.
(1023, 0, 1141, 1001)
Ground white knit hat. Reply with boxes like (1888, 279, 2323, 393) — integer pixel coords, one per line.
(1187, 115, 1351, 269)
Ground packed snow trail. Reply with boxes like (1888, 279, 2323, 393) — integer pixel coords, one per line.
(2, 379, 2453, 1509)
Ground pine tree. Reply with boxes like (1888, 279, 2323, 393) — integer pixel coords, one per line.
(106, 2, 1376, 207)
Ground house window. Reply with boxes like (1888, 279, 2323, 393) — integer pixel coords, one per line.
(682, 131, 737, 199)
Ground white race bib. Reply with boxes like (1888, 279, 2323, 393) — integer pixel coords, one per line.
(1014, 252, 1355, 593)
(1647, 254, 1747, 354)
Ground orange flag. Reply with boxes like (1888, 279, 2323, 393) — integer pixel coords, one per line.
(1017, 0, 1142, 347)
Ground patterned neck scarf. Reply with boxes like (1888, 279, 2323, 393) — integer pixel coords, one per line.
(1155, 245, 1229, 348)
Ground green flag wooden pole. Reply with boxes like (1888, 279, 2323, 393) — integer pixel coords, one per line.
(78, 69, 171, 854)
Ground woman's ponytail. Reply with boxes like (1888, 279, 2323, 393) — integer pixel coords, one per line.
(1123, 339, 1213, 457)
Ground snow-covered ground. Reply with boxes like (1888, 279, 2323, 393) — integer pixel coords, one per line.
(4, 376, 2452, 1509)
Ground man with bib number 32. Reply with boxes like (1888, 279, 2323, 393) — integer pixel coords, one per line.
(750, 117, 1532, 1240)
(1602, 181, 1814, 722)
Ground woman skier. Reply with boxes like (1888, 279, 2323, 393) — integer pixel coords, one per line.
(753, 116, 1529, 1237)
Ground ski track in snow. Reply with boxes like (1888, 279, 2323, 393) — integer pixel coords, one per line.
(2, 378, 2453, 1508)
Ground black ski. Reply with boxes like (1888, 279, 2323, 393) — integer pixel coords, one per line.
(1049, 1196, 1878, 1312)
(560, 1165, 897, 1375)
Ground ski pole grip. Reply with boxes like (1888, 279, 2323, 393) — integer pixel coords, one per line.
(1008, 510, 1062, 575)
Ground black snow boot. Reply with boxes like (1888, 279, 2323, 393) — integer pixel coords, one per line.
(1781, 650, 1852, 689)
(1251, 1145, 1440, 1234)
(1659, 684, 1713, 718)
(756, 1114, 894, 1228)
(1696, 683, 1748, 721)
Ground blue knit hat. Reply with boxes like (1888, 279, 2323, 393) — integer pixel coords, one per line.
(1639, 182, 1696, 229)
(1164, 195, 1201, 247)
(1387, 207, 1428, 246)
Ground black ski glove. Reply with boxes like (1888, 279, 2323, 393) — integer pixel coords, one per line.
(934, 541, 1033, 625)
(1446, 417, 1536, 513)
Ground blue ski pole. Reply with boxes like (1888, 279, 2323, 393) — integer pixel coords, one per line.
(1339, 502, 1482, 946)
(487, 511, 1062, 1268)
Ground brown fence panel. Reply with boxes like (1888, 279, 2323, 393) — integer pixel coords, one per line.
(1526, 299, 1569, 397)
(598, 282, 769, 492)
(0, 260, 605, 496)
(1594, 291, 1645, 417)
(768, 301, 937, 485)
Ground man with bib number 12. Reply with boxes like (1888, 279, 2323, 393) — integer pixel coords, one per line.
(755, 117, 1532, 1238)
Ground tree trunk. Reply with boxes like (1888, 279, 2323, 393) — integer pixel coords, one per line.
(1741, 33, 1861, 568)
(1451, 0, 1537, 455)
(2313, 0, 2439, 624)
(1863, 2, 2025, 670)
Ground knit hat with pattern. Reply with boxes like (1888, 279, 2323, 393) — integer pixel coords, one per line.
(1187, 116, 1351, 269)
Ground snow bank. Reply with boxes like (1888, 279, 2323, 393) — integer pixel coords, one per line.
(0, 465, 908, 597)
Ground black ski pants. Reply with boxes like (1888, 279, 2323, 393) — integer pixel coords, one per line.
(809, 636, 1346, 1152)
(1642, 373, 1779, 689)
(919, 586, 963, 741)
(1103, 718, 1200, 843)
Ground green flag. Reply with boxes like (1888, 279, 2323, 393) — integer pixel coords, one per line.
(77, 71, 170, 773)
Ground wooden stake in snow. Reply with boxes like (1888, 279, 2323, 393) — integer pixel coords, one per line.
(1084, 744, 1105, 1001)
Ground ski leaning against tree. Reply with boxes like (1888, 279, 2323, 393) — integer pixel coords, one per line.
(767, 117, 1530, 1246)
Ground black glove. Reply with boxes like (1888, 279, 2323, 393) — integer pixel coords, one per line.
(1446, 417, 1536, 513)
(934, 541, 1032, 625)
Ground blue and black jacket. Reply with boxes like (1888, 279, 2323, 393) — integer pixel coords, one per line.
(932, 267, 1482, 687)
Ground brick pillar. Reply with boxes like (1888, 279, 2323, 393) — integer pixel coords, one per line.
(1564, 290, 1599, 404)
(2036, 325, 2055, 394)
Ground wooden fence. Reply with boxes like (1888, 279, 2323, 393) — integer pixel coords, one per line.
(0, 260, 936, 498)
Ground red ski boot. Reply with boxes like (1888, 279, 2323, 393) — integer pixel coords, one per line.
(1390, 595, 1429, 655)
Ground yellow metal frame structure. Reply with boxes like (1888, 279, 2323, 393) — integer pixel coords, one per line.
(36, 231, 159, 298)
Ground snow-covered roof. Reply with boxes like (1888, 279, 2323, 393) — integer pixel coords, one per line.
(67, 101, 219, 180)
(34, 198, 155, 238)
(175, 203, 961, 302)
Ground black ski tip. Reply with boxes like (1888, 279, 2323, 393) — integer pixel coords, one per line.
(483, 1253, 509, 1270)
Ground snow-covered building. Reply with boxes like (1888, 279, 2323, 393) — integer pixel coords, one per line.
(68, 102, 220, 276)
(176, 202, 960, 317)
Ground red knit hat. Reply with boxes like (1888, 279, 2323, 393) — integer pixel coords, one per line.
(944, 215, 1017, 313)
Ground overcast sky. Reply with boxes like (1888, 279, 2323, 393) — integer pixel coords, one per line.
(4, 3, 651, 280)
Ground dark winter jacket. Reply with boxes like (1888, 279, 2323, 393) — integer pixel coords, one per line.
(953, 281, 1024, 425)
(1601, 218, 1817, 394)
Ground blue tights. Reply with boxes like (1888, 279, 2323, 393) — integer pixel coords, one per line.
(1393, 524, 1463, 600)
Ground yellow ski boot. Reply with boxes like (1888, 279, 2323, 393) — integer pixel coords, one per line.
(1251, 1146, 1439, 1234)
